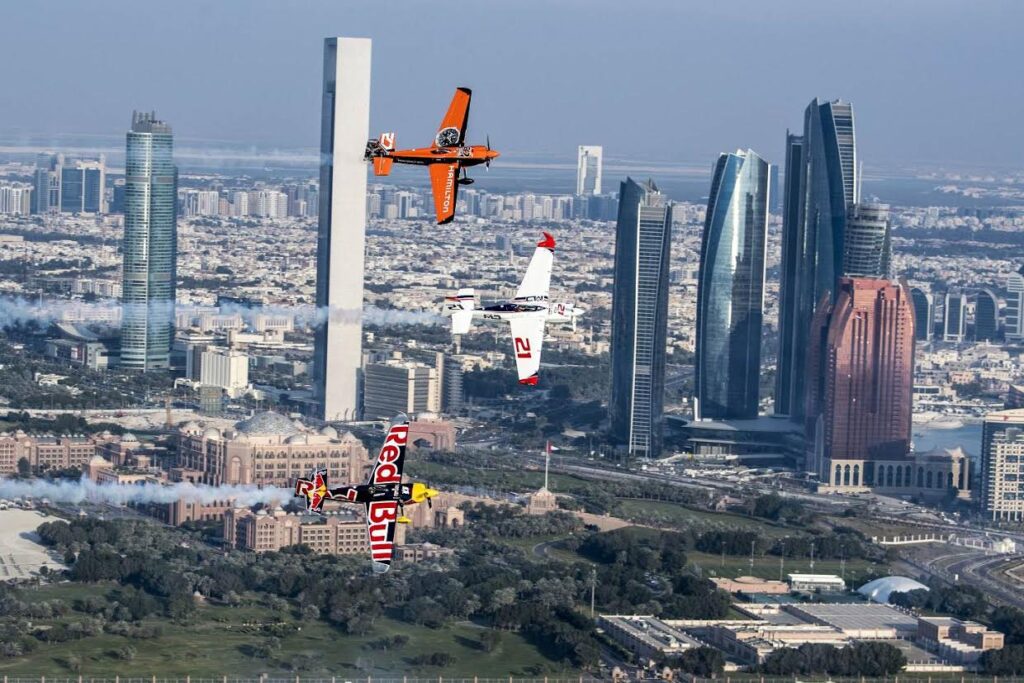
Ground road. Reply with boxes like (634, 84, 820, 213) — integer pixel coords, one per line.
(902, 547, 1024, 610)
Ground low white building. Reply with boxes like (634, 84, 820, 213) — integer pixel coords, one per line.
(788, 573, 846, 593)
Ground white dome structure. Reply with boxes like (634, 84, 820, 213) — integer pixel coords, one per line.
(858, 576, 928, 604)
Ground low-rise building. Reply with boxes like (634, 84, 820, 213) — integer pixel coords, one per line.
(0, 431, 123, 474)
(598, 615, 703, 661)
(395, 542, 454, 565)
(224, 506, 388, 554)
(917, 617, 1004, 665)
(703, 622, 848, 665)
(787, 574, 846, 593)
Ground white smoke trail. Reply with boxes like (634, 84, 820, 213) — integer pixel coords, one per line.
(0, 296, 443, 329)
(0, 476, 292, 507)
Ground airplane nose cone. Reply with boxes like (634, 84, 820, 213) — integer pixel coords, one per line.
(489, 150, 500, 159)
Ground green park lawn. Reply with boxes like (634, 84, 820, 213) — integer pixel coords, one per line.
(613, 499, 792, 538)
(1, 587, 569, 678)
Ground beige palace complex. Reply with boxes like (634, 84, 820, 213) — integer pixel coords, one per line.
(175, 411, 371, 486)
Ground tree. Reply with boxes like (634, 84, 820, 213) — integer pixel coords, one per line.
(993, 606, 1024, 645)
(16, 457, 30, 477)
(982, 644, 1024, 675)
(666, 647, 725, 677)
(479, 629, 502, 652)
(402, 596, 447, 628)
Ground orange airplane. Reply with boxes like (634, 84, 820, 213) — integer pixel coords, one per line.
(364, 87, 499, 224)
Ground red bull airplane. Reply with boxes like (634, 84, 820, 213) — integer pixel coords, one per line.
(363, 87, 499, 224)
(293, 414, 438, 574)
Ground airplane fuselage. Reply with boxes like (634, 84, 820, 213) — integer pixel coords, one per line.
(328, 481, 436, 506)
(385, 145, 498, 167)
(477, 298, 548, 323)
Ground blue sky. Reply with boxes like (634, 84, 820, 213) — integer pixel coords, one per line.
(1, 0, 1021, 170)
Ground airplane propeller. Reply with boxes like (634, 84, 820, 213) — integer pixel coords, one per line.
(485, 135, 492, 169)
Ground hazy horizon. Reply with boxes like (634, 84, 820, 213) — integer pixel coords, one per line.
(2, 0, 1022, 173)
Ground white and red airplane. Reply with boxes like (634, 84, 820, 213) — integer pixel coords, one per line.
(442, 232, 583, 385)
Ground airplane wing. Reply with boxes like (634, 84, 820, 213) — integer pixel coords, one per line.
(428, 162, 459, 224)
(515, 232, 555, 301)
(508, 316, 545, 385)
(367, 414, 410, 486)
(433, 87, 472, 148)
(365, 500, 398, 573)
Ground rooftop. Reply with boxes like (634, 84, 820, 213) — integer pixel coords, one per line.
(234, 411, 302, 437)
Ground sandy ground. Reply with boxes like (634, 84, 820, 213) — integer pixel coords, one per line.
(0, 508, 66, 580)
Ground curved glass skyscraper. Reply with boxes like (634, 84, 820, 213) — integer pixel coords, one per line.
(776, 99, 859, 420)
(121, 111, 176, 370)
(695, 150, 770, 420)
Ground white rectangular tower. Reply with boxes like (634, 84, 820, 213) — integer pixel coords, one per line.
(313, 37, 372, 421)
(576, 145, 603, 196)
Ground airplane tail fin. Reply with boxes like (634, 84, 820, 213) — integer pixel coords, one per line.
(551, 301, 580, 331)
(443, 287, 475, 335)
(371, 133, 395, 176)
(514, 232, 555, 302)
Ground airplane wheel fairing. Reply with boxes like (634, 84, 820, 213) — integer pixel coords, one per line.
(458, 177, 475, 185)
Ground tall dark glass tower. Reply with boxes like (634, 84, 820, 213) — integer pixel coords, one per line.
(975, 288, 998, 341)
(695, 150, 770, 420)
(120, 111, 176, 371)
(775, 99, 859, 420)
(910, 286, 933, 342)
(610, 178, 671, 458)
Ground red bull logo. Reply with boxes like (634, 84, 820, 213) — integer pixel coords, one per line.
(372, 425, 409, 484)
(367, 501, 397, 562)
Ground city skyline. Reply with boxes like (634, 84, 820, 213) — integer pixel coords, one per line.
(2, 2, 1022, 170)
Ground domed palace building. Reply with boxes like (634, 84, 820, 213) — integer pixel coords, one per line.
(175, 411, 371, 487)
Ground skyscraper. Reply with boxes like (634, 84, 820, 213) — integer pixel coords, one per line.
(1006, 266, 1024, 341)
(804, 278, 915, 481)
(610, 178, 671, 458)
(975, 288, 999, 341)
(60, 157, 106, 214)
(32, 153, 62, 214)
(312, 37, 371, 421)
(843, 202, 891, 278)
(775, 99, 859, 420)
(910, 286, 933, 342)
(121, 111, 177, 371)
(980, 408, 1024, 521)
(576, 145, 603, 196)
(944, 290, 966, 342)
(695, 149, 770, 420)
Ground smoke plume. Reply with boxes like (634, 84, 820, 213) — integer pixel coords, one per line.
(0, 476, 292, 507)
(0, 296, 443, 329)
